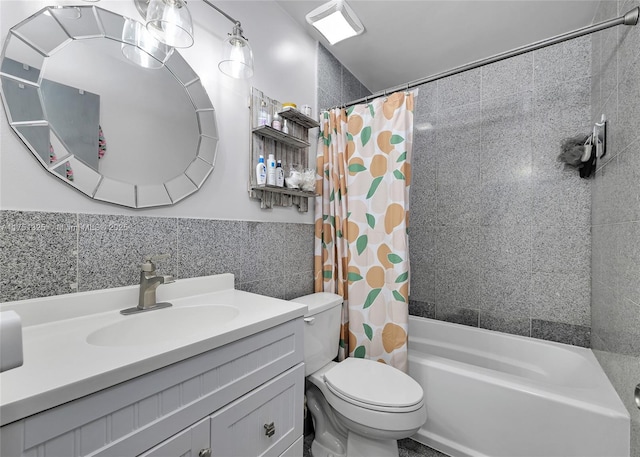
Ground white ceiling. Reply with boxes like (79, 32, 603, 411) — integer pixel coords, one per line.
(276, 0, 602, 93)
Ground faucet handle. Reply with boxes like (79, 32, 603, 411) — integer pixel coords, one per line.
(141, 254, 170, 272)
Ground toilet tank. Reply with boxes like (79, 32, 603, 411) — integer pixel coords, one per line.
(290, 292, 343, 376)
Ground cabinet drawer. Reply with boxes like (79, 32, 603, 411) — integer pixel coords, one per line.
(280, 436, 303, 457)
(138, 418, 209, 457)
(210, 364, 304, 457)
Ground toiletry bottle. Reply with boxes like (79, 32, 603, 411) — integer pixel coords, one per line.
(272, 111, 282, 131)
(258, 101, 269, 126)
(256, 155, 266, 186)
(282, 119, 289, 135)
(267, 154, 276, 186)
(276, 160, 284, 187)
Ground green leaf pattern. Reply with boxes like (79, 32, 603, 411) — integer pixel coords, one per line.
(348, 163, 367, 173)
(356, 235, 368, 255)
(361, 126, 372, 147)
(363, 324, 373, 341)
(363, 288, 381, 308)
(366, 176, 383, 199)
(366, 213, 376, 229)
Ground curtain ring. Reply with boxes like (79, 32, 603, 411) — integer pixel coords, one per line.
(405, 83, 410, 96)
(383, 89, 388, 102)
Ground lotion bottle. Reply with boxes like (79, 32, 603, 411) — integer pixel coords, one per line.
(258, 101, 269, 126)
(267, 154, 276, 186)
(276, 160, 284, 187)
(256, 155, 266, 186)
(272, 112, 282, 131)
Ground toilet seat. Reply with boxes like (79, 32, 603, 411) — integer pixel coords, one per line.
(323, 358, 424, 413)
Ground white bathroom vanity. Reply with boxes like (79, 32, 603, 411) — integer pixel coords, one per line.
(0, 274, 307, 457)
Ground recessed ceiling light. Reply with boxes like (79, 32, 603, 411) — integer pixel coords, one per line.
(306, 0, 364, 45)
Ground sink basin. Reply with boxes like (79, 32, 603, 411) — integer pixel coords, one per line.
(86, 304, 240, 347)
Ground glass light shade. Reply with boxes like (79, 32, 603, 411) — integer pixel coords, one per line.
(218, 34, 254, 79)
(145, 0, 194, 48)
(121, 18, 174, 70)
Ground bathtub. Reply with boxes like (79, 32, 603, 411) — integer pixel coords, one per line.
(407, 317, 630, 457)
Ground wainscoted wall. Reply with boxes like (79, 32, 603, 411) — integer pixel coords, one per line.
(407, 37, 593, 347)
(0, 1, 320, 305)
(0, 210, 314, 303)
(590, 0, 640, 454)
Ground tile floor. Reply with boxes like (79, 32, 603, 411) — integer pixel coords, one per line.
(303, 434, 448, 457)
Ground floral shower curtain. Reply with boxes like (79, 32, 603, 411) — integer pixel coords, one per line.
(314, 91, 416, 372)
(314, 107, 351, 361)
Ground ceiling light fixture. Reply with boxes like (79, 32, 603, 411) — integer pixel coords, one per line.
(135, 0, 253, 78)
(305, 0, 364, 45)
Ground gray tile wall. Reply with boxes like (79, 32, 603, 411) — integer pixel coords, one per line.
(409, 36, 593, 347)
(316, 34, 594, 347)
(591, 1, 640, 455)
(0, 211, 314, 303)
(317, 44, 371, 111)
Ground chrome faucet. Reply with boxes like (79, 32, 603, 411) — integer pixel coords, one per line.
(121, 255, 174, 315)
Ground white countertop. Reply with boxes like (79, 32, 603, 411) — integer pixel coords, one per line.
(0, 274, 307, 426)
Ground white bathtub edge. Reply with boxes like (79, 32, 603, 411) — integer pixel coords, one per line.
(412, 429, 490, 457)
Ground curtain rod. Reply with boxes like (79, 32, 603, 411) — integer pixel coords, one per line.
(338, 7, 639, 109)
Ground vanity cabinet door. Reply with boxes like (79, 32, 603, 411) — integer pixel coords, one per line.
(209, 364, 304, 457)
(138, 418, 209, 457)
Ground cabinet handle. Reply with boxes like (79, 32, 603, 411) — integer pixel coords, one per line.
(199, 449, 212, 457)
(264, 422, 276, 437)
(635, 383, 640, 410)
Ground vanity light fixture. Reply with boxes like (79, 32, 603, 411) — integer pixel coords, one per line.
(202, 0, 254, 79)
(305, 0, 364, 45)
(121, 18, 175, 70)
(145, 0, 194, 48)
(135, 0, 254, 78)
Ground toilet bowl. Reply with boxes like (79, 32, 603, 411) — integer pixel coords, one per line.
(291, 293, 427, 457)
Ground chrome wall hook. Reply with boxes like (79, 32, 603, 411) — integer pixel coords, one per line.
(594, 114, 607, 159)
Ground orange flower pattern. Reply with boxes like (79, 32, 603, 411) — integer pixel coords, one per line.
(314, 91, 416, 371)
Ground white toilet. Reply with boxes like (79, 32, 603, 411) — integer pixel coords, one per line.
(291, 292, 427, 457)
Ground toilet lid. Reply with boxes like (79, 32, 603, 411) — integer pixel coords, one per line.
(323, 358, 423, 411)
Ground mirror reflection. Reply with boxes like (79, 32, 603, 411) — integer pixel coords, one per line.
(0, 5, 218, 208)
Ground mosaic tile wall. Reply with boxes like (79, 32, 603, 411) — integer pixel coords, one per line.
(590, 0, 640, 455)
(0, 211, 315, 303)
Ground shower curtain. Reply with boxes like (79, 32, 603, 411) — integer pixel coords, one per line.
(314, 90, 416, 372)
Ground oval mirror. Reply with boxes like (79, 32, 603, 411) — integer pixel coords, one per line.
(0, 5, 218, 208)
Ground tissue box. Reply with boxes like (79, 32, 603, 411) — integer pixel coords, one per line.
(0, 310, 24, 372)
